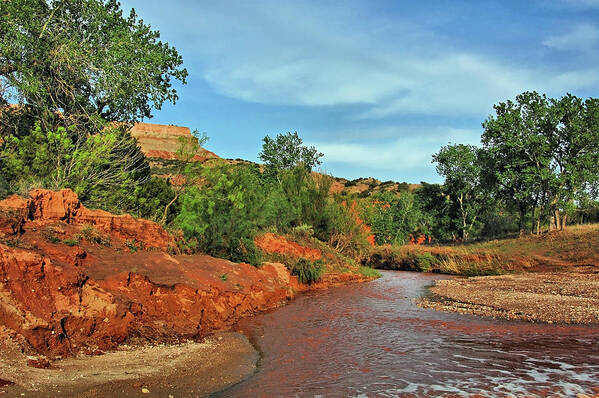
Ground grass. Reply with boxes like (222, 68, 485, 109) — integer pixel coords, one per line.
(364, 223, 599, 276)
(358, 265, 381, 278)
(290, 258, 324, 285)
(63, 237, 81, 247)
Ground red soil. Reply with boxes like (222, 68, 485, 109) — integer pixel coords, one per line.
(0, 190, 371, 361)
(255, 233, 322, 261)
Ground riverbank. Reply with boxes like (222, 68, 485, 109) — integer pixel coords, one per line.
(0, 331, 258, 397)
(0, 189, 376, 395)
(420, 267, 599, 323)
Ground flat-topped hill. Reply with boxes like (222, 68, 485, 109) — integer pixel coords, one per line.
(129, 122, 218, 161)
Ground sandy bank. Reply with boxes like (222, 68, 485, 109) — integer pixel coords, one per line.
(0, 331, 257, 397)
(419, 267, 599, 324)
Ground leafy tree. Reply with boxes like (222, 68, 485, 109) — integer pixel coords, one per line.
(433, 144, 489, 240)
(368, 191, 425, 245)
(174, 163, 266, 265)
(259, 131, 323, 177)
(160, 130, 208, 224)
(413, 182, 454, 241)
(0, 0, 187, 133)
(481, 91, 555, 233)
(0, 123, 174, 220)
(548, 95, 599, 229)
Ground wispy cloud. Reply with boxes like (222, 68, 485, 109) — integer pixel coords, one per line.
(310, 126, 481, 181)
(543, 24, 599, 52)
(190, 2, 599, 119)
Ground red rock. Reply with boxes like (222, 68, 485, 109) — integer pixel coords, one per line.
(26, 357, 51, 368)
(255, 233, 322, 261)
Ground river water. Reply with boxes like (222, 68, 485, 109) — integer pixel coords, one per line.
(220, 271, 599, 397)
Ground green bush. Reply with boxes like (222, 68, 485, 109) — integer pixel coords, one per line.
(290, 258, 324, 285)
(63, 236, 81, 246)
(409, 252, 437, 272)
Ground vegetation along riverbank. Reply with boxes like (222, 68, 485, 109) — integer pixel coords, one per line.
(1, 0, 599, 396)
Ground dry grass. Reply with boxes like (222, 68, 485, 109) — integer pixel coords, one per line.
(365, 223, 599, 275)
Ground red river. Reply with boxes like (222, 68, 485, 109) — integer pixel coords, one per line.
(219, 271, 599, 397)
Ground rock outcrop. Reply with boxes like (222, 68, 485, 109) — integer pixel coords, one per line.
(0, 189, 174, 250)
(129, 123, 218, 161)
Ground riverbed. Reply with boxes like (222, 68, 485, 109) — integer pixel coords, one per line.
(221, 271, 599, 397)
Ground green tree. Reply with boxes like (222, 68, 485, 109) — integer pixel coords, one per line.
(433, 144, 489, 241)
(160, 130, 208, 225)
(413, 182, 453, 241)
(481, 91, 555, 233)
(368, 191, 425, 245)
(548, 95, 599, 229)
(0, 123, 174, 220)
(174, 163, 266, 264)
(259, 131, 323, 177)
(0, 0, 187, 133)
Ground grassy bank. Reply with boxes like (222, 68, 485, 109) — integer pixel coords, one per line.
(364, 223, 599, 276)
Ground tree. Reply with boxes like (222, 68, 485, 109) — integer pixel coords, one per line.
(368, 191, 425, 245)
(160, 130, 208, 225)
(481, 91, 555, 233)
(548, 95, 599, 229)
(174, 163, 266, 265)
(0, 0, 187, 133)
(259, 131, 323, 177)
(433, 144, 489, 240)
(0, 123, 175, 220)
(413, 182, 453, 241)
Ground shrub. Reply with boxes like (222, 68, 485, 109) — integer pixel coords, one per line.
(63, 236, 81, 246)
(80, 225, 111, 246)
(290, 258, 324, 285)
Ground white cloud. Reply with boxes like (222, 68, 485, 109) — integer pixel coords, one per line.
(310, 126, 481, 175)
(191, 2, 599, 119)
(543, 24, 599, 52)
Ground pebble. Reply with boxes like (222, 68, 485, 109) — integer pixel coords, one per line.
(141, 387, 150, 394)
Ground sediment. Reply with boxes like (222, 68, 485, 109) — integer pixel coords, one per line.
(420, 268, 599, 324)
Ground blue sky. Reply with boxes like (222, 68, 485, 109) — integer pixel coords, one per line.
(119, 0, 599, 183)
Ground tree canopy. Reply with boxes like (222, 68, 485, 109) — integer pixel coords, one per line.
(0, 0, 187, 133)
(259, 131, 324, 175)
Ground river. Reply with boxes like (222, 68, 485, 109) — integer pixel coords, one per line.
(219, 271, 599, 397)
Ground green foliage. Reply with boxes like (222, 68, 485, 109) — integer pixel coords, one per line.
(290, 258, 324, 285)
(432, 144, 490, 241)
(63, 237, 81, 247)
(482, 91, 599, 232)
(0, 123, 176, 221)
(407, 251, 437, 272)
(174, 163, 265, 265)
(367, 191, 427, 245)
(0, 0, 187, 132)
(259, 131, 323, 175)
(358, 265, 381, 278)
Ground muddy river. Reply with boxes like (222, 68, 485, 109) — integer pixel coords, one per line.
(220, 271, 599, 397)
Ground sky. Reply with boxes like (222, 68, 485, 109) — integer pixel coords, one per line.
(119, 0, 599, 183)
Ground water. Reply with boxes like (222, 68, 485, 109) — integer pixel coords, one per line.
(220, 271, 599, 397)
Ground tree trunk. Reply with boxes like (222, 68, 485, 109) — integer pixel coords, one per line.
(518, 204, 526, 236)
(554, 209, 561, 230)
(562, 214, 567, 230)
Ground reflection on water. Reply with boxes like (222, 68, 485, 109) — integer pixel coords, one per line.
(219, 271, 599, 397)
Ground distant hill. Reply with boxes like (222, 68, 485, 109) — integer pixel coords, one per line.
(136, 123, 421, 194)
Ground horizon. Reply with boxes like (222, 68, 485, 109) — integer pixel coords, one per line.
(119, 0, 599, 183)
